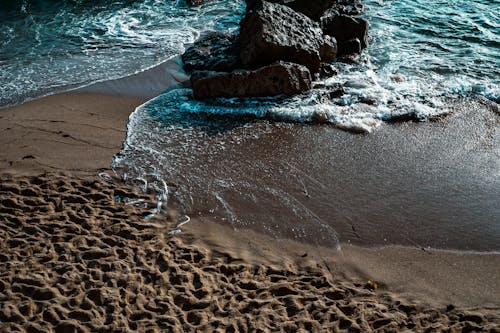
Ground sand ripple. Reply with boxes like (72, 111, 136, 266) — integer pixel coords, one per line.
(0, 174, 498, 332)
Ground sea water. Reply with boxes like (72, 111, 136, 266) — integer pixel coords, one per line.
(0, 0, 244, 106)
(1, 0, 498, 109)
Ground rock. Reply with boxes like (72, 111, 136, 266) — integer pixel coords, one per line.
(312, 111, 330, 123)
(320, 63, 338, 78)
(320, 0, 365, 17)
(338, 38, 362, 56)
(240, 0, 336, 72)
(246, 0, 364, 21)
(321, 14, 369, 55)
(191, 61, 312, 99)
(182, 32, 241, 74)
(390, 74, 406, 82)
(185, 0, 209, 6)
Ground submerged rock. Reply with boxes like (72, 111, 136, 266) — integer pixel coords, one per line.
(240, 0, 336, 72)
(185, 0, 209, 6)
(191, 61, 312, 99)
(321, 14, 369, 55)
(182, 32, 240, 74)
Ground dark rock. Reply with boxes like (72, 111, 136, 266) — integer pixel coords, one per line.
(329, 86, 345, 99)
(312, 111, 330, 123)
(359, 96, 377, 105)
(246, 0, 364, 21)
(240, 0, 336, 72)
(185, 0, 209, 6)
(321, 14, 369, 55)
(319, 63, 338, 78)
(320, 0, 365, 17)
(182, 32, 241, 74)
(191, 61, 312, 99)
(338, 38, 362, 56)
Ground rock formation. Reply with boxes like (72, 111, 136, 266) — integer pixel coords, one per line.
(240, 0, 336, 72)
(321, 14, 369, 56)
(185, 0, 369, 99)
(191, 61, 312, 99)
(182, 32, 240, 73)
(246, 0, 365, 21)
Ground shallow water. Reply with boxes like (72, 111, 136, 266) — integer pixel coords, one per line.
(0, 0, 244, 106)
(113, 97, 500, 251)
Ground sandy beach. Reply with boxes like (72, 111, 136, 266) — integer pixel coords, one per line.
(1, 92, 499, 332)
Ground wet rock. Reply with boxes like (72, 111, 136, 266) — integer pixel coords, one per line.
(319, 63, 338, 78)
(390, 74, 406, 82)
(182, 32, 241, 74)
(338, 38, 362, 56)
(246, 0, 364, 21)
(192, 61, 312, 99)
(185, 0, 209, 6)
(240, 0, 336, 72)
(321, 0, 365, 17)
(312, 111, 330, 123)
(321, 14, 369, 55)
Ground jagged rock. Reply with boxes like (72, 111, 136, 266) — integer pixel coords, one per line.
(321, 14, 369, 55)
(182, 32, 240, 73)
(246, 0, 364, 21)
(312, 111, 330, 123)
(240, 0, 336, 72)
(191, 61, 312, 99)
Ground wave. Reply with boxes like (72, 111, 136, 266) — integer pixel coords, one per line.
(0, 0, 245, 107)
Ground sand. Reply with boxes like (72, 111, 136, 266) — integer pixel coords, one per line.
(1, 93, 499, 332)
(0, 93, 144, 175)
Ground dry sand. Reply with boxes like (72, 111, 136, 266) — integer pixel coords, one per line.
(1, 93, 499, 332)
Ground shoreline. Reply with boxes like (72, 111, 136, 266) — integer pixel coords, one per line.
(0, 92, 145, 175)
(184, 216, 500, 309)
(1, 91, 499, 252)
(119, 93, 500, 252)
(0, 55, 187, 111)
(0, 91, 499, 330)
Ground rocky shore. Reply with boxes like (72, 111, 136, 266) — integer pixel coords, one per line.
(183, 0, 369, 99)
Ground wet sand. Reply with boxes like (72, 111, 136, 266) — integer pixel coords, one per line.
(0, 92, 499, 331)
(0, 92, 144, 175)
(116, 95, 500, 251)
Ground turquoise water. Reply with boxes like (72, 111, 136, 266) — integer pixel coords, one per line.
(0, 0, 498, 108)
(366, 0, 499, 102)
(0, 0, 244, 106)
